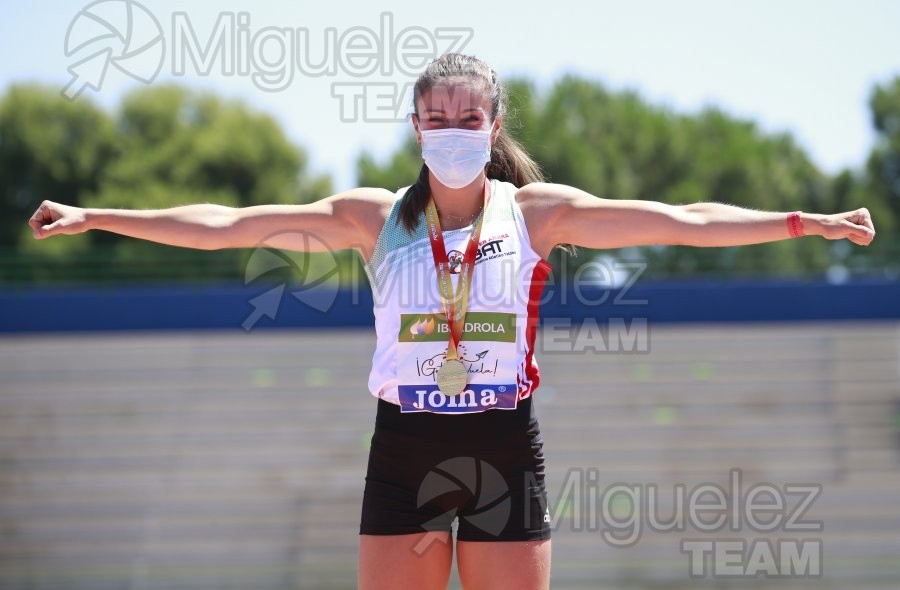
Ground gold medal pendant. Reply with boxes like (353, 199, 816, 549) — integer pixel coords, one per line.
(436, 358, 468, 396)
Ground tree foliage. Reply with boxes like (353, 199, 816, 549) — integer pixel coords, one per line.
(1, 84, 331, 284)
(0, 86, 117, 248)
(865, 77, 900, 232)
(358, 74, 899, 281)
(2, 75, 897, 285)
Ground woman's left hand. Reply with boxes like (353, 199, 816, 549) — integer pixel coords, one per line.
(814, 208, 876, 246)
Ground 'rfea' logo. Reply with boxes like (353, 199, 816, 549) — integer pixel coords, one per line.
(447, 250, 464, 274)
(409, 316, 436, 337)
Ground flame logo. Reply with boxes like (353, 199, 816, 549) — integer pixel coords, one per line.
(409, 316, 436, 337)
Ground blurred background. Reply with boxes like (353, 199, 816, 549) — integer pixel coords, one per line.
(1, 0, 899, 588)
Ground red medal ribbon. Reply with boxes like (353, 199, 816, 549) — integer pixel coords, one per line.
(424, 178, 490, 361)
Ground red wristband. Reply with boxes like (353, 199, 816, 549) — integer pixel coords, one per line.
(787, 211, 805, 238)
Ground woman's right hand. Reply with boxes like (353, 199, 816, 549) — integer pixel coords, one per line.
(29, 200, 88, 239)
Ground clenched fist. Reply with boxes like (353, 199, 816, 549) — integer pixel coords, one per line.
(817, 208, 876, 246)
(29, 201, 89, 239)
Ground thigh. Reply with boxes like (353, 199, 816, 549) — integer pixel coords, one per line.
(358, 533, 453, 590)
(456, 539, 552, 590)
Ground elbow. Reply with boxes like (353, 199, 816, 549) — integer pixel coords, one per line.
(663, 206, 708, 246)
(190, 206, 240, 250)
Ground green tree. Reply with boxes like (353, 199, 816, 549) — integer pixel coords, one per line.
(356, 74, 875, 280)
(0, 85, 118, 269)
(3, 84, 334, 284)
(356, 136, 422, 192)
(81, 85, 332, 283)
(866, 76, 900, 232)
(838, 75, 900, 278)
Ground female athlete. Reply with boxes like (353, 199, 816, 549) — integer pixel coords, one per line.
(28, 53, 875, 589)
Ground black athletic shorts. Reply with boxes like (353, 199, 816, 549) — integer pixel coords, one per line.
(359, 396, 551, 542)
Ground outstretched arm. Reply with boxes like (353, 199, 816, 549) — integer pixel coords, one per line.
(28, 188, 395, 258)
(517, 183, 876, 257)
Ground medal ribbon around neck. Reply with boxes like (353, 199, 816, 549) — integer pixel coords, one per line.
(424, 179, 490, 380)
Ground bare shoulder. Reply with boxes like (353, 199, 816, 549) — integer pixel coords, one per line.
(516, 182, 591, 207)
(331, 187, 396, 212)
(515, 182, 594, 222)
(330, 186, 395, 223)
(514, 183, 586, 259)
(330, 187, 397, 257)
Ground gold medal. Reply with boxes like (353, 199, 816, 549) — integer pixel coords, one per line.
(436, 358, 468, 396)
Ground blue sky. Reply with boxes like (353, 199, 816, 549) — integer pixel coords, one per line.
(3, 0, 899, 193)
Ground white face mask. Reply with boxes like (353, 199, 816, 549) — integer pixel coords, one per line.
(420, 127, 492, 189)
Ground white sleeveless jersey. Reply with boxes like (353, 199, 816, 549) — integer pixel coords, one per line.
(364, 179, 551, 414)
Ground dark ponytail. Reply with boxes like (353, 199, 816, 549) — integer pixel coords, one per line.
(398, 162, 433, 235)
(486, 127, 545, 189)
